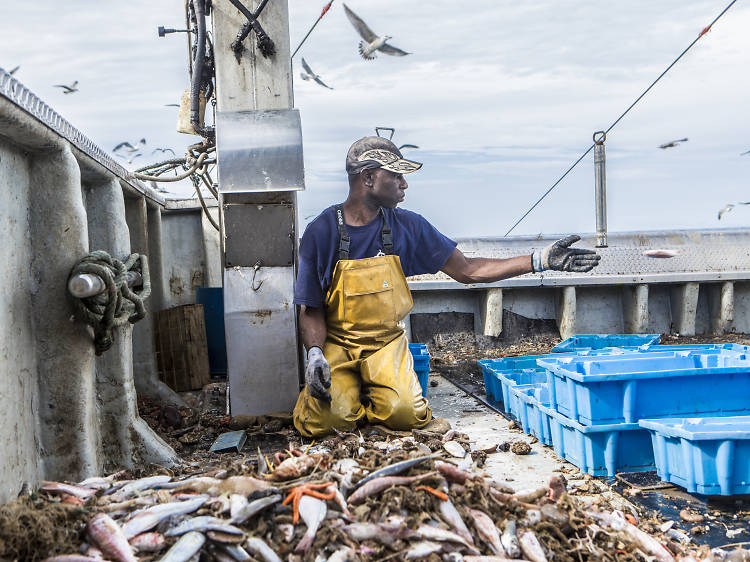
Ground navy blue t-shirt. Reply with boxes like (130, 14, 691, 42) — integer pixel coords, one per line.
(294, 206, 457, 308)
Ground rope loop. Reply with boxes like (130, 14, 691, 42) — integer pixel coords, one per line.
(69, 251, 151, 355)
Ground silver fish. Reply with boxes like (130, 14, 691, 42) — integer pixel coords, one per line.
(326, 547, 359, 562)
(113, 475, 172, 499)
(165, 515, 245, 537)
(587, 511, 674, 562)
(501, 519, 521, 558)
(230, 494, 282, 524)
(519, 531, 547, 562)
(295, 495, 327, 553)
(158, 531, 205, 562)
(405, 540, 443, 559)
(218, 544, 252, 561)
(229, 494, 248, 520)
(122, 497, 208, 538)
(41, 481, 97, 499)
(350, 454, 434, 491)
(466, 508, 503, 556)
(439, 499, 474, 546)
(78, 477, 114, 491)
(245, 537, 283, 562)
(342, 522, 408, 545)
(416, 524, 480, 555)
(87, 513, 137, 562)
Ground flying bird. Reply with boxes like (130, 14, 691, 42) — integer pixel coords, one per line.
(152, 147, 176, 156)
(343, 4, 410, 60)
(164, 103, 180, 107)
(8, 65, 19, 75)
(741, 149, 750, 156)
(658, 138, 688, 149)
(116, 152, 142, 165)
(54, 80, 79, 94)
(300, 57, 333, 89)
(398, 144, 419, 150)
(718, 202, 750, 220)
(113, 138, 146, 154)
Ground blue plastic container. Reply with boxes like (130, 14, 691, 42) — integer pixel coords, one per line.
(541, 404, 655, 476)
(509, 384, 554, 446)
(639, 416, 750, 495)
(552, 334, 661, 353)
(195, 287, 227, 376)
(409, 344, 430, 398)
(538, 350, 750, 425)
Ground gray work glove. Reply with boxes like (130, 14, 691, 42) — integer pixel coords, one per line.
(305, 346, 331, 403)
(532, 235, 601, 273)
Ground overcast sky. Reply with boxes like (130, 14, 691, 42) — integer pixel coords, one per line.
(3, 1, 749, 238)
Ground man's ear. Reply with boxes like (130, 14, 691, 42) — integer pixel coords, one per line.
(361, 169, 375, 187)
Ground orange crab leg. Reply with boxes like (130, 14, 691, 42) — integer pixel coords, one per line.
(415, 485, 449, 501)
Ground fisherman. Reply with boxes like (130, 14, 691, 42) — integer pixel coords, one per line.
(292, 136, 601, 437)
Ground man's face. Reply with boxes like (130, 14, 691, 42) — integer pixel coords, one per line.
(369, 169, 408, 208)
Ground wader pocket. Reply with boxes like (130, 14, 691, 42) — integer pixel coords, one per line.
(342, 264, 397, 329)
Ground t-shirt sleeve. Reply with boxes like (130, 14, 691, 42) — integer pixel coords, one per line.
(293, 233, 325, 308)
(405, 214, 457, 276)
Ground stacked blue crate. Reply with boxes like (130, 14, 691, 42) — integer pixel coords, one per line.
(479, 336, 750, 481)
(639, 416, 750, 495)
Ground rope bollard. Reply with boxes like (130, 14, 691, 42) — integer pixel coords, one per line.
(68, 250, 151, 355)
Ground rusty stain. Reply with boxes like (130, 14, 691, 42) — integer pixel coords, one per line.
(169, 275, 184, 296)
(191, 269, 204, 288)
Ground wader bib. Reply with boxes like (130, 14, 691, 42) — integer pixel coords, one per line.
(293, 207, 432, 437)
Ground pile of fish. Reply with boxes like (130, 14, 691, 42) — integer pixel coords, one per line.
(10, 425, 750, 562)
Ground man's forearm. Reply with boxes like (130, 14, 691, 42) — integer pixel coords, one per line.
(459, 255, 533, 283)
(442, 249, 533, 284)
(299, 305, 327, 351)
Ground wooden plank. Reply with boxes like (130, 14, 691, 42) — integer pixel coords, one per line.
(154, 305, 210, 392)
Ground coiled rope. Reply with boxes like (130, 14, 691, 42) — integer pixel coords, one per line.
(69, 251, 151, 355)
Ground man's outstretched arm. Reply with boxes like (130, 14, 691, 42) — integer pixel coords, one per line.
(441, 235, 601, 284)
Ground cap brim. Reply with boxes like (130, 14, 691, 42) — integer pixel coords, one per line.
(380, 158, 422, 174)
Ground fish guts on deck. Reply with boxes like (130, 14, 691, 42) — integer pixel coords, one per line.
(292, 137, 602, 437)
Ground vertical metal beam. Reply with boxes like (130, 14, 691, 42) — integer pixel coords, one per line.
(593, 131, 608, 248)
(212, 0, 301, 415)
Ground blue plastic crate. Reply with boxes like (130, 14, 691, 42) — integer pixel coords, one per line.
(552, 334, 661, 353)
(639, 416, 750, 496)
(409, 344, 430, 398)
(541, 404, 654, 476)
(509, 384, 554, 446)
(538, 350, 750, 425)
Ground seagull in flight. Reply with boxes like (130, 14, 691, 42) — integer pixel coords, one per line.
(54, 80, 79, 94)
(116, 153, 142, 165)
(718, 202, 750, 220)
(343, 4, 410, 60)
(741, 149, 750, 156)
(658, 138, 688, 149)
(113, 138, 146, 154)
(8, 65, 20, 76)
(152, 147, 176, 156)
(164, 103, 180, 107)
(300, 58, 333, 90)
(398, 144, 419, 151)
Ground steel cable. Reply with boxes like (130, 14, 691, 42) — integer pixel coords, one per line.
(504, 0, 738, 236)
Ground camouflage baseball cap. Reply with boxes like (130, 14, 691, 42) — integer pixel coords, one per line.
(345, 136, 422, 175)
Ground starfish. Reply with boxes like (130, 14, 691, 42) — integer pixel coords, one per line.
(283, 482, 336, 524)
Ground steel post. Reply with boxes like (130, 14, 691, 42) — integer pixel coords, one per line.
(593, 131, 608, 248)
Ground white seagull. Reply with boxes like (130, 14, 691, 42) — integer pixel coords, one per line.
(718, 202, 750, 220)
(300, 58, 333, 90)
(343, 4, 410, 60)
(658, 138, 688, 149)
(116, 152, 142, 165)
(152, 147, 176, 156)
(113, 138, 147, 154)
(54, 80, 79, 94)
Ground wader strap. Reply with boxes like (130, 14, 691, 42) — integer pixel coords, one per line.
(335, 205, 394, 260)
(336, 205, 350, 261)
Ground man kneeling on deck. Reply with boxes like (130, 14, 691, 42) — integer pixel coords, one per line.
(292, 136, 601, 437)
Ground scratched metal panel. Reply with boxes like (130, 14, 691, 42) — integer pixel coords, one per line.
(216, 109, 304, 193)
(223, 203, 294, 267)
(224, 266, 300, 416)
